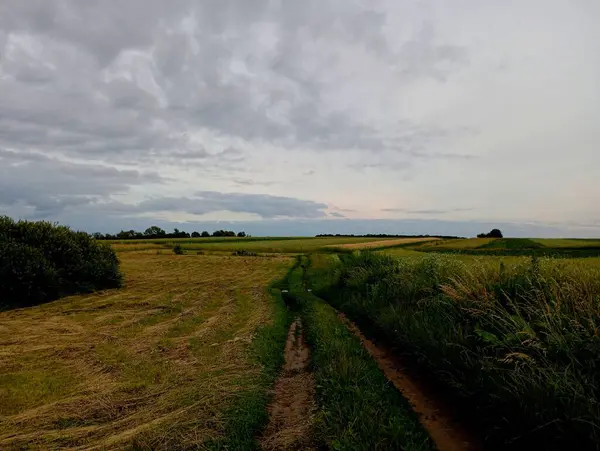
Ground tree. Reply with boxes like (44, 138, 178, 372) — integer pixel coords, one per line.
(191, 231, 200, 238)
(237, 231, 246, 237)
(489, 228, 503, 238)
(201, 231, 210, 237)
(478, 229, 503, 239)
(144, 226, 166, 238)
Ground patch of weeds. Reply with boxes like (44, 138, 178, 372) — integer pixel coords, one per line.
(232, 249, 258, 257)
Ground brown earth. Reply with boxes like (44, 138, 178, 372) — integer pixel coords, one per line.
(260, 318, 316, 450)
(338, 313, 482, 451)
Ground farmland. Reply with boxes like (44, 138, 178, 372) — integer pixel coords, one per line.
(0, 251, 292, 449)
(3, 233, 600, 449)
(111, 236, 401, 254)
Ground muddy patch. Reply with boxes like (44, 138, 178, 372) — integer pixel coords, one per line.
(338, 313, 482, 451)
(260, 318, 316, 450)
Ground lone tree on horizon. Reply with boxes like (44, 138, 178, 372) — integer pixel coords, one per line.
(478, 229, 503, 238)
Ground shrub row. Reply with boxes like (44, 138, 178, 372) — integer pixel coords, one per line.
(0, 216, 122, 309)
(313, 252, 600, 450)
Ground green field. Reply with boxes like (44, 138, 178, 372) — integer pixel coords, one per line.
(4, 232, 600, 449)
(307, 250, 600, 449)
(111, 236, 399, 254)
(404, 237, 600, 257)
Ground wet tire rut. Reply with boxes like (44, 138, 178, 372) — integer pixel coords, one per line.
(260, 318, 316, 450)
(338, 312, 483, 451)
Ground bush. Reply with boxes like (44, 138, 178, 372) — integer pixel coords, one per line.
(172, 244, 184, 255)
(0, 216, 122, 310)
(232, 250, 257, 257)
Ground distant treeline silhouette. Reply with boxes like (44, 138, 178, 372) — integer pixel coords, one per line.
(94, 226, 247, 240)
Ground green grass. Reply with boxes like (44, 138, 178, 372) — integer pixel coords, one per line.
(311, 251, 600, 450)
(411, 237, 494, 250)
(408, 237, 600, 258)
(479, 238, 543, 249)
(532, 238, 600, 248)
(285, 258, 433, 451)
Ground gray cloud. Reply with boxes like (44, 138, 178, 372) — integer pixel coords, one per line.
(382, 207, 474, 215)
(134, 191, 328, 219)
(0, 1, 598, 235)
(0, 149, 163, 217)
(0, 0, 467, 166)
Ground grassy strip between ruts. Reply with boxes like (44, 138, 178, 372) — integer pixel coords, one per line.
(205, 266, 295, 450)
(286, 257, 434, 451)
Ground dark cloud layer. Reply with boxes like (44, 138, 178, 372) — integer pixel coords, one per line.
(0, 149, 162, 217)
(135, 192, 328, 219)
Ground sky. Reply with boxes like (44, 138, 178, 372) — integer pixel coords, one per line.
(1, 0, 599, 237)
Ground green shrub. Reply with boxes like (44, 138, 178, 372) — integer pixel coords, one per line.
(172, 244, 184, 255)
(0, 216, 122, 309)
(232, 250, 258, 257)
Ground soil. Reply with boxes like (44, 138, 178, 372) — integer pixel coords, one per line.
(260, 318, 316, 450)
(338, 313, 483, 451)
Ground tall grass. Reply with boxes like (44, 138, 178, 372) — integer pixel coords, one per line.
(314, 252, 600, 449)
(286, 258, 433, 450)
(0, 216, 122, 309)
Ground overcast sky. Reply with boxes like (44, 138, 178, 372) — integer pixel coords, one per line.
(1, 0, 599, 237)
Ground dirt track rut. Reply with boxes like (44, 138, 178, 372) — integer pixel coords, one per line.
(260, 318, 316, 450)
(338, 313, 482, 451)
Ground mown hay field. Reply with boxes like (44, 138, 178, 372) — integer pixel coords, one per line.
(0, 251, 291, 449)
(325, 237, 438, 250)
(111, 236, 400, 254)
(411, 237, 494, 250)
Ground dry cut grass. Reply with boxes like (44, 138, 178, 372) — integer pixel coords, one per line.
(328, 237, 438, 250)
(412, 238, 494, 249)
(0, 252, 291, 449)
(111, 237, 403, 254)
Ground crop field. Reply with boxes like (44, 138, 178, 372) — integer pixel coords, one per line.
(4, 230, 600, 450)
(532, 238, 600, 248)
(110, 236, 399, 254)
(308, 250, 600, 449)
(325, 237, 438, 250)
(404, 237, 600, 257)
(411, 237, 494, 249)
(0, 251, 291, 449)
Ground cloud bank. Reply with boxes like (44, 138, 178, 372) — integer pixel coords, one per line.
(1, 1, 599, 236)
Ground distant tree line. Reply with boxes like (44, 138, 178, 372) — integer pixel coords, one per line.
(477, 229, 503, 239)
(93, 226, 247, 240)
(315, 233, 463, 239)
